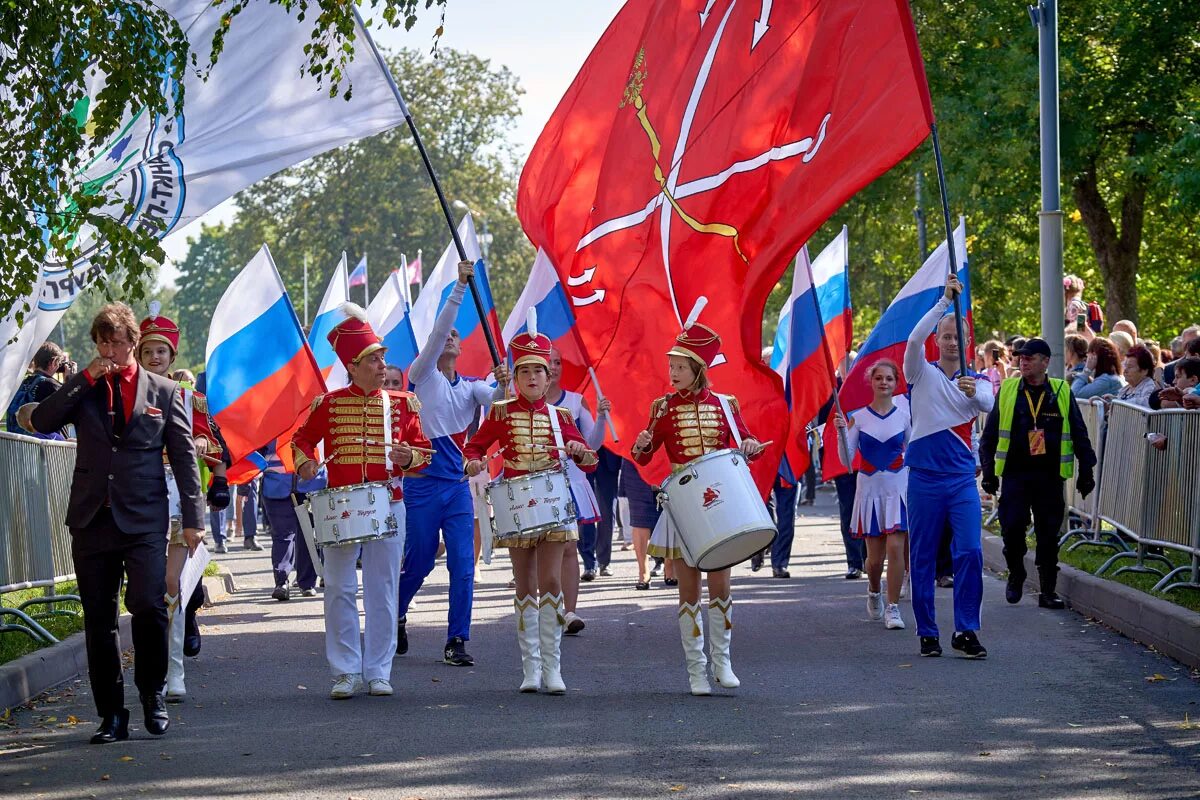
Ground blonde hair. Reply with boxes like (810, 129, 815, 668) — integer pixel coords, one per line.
(866, 358, 900, 382)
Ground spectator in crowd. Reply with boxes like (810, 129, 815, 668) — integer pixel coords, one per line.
(1156, 357, 1200, 410)
(1072, 337, 1124, 399)
(1063, 275, 1087, 326)
(1169, 336, 1185, 360)
(979, 340, 1008, 396)
(1162, 330, 1200, 386)
(1004, 337, 1026, 377)
(1115, 345, 1160, 408)
(1111, 319, 1138, 342)
(1141, 340, 1166, 383)
(1064, 334, 1089, 383)
(7, 342, 74, 437)
(1109, 330, 1134, 360)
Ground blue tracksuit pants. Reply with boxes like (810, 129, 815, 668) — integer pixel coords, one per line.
(398, 477, 476, 642)
(907, 468, 983, 638)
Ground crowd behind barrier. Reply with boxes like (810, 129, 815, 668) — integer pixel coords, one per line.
(0, 432, 81, 644)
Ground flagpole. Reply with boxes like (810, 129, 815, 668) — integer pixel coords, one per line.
(363, 254, 370, 307)
(929, 124, 969, 376)
(400, 254, 412, 308)
(587, 367, 619, 443)
(303, 253, 310, 326)
(353, 9, 502, 369)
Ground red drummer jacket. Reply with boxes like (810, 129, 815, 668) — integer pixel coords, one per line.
(292, 385, 431, 501)
(464, 395, 598, 478)
(631, 388, 759, 468)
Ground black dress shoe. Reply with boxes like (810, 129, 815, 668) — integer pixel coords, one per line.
(141, 692, 170, 736)
(749, 554, 763, 571)
(1038, 593, 1066, 610)
(395, 616, 408, 656)
(90, 709, 130, 744)
(1005, 577, 1023, 605)
(772, 568, 791, 579)
(663, 577, 679, 587)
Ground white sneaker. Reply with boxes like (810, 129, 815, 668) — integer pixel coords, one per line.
(330, 673, 362, 699)
(884, 603, 906, 630)
(867, 591, 884, 620)
(899, 573, 910, 600)
(367, 679, 393, 696)
(563, 611, 585, 635)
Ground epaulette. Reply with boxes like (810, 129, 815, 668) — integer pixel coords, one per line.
(192, 393, 208, 415)
(650, 395, 670, 419)
(552, 405, 574, 423)
(386, 390, 421, 414)
(309, 393, 326, 413)
(490, 398, 514, 419)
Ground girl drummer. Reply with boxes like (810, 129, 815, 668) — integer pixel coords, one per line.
(464, 318, 598, 695)
(833, 359, 911, 631)
(630, 307, 764, 695)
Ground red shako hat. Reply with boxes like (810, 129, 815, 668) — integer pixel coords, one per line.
(328, 303, 385, 367)
(666, 297, 722, 369)
(139, 301, 180, 353)
(510, 308, 551, 370)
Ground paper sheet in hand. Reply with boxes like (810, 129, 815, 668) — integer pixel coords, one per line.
(177, 543, 212, 619)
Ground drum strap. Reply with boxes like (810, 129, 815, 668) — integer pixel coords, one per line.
(548, 406, 567, 465)
(382, 392, 393, 471)
(715, 394, 743, 449)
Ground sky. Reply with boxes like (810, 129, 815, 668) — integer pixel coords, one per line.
(157, 0, 625, 287)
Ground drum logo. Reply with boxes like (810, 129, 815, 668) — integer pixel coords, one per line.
(702, 486, 722, 509)
(528, 499, 539, 507)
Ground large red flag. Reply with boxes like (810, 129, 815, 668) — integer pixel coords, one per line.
(518, 0, 934, 489)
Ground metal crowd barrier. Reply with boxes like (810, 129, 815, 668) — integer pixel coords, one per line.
(1094, 401, 1200, 593)
(0, 432, 80, 643)
(1060, 398, 1129, 554)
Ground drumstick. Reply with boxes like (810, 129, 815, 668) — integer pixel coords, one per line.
(363, 439, 438, 454)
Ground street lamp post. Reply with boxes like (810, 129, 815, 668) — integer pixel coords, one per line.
(1031, 0, 1065, 377)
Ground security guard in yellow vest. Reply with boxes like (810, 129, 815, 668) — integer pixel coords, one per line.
(979, 338, 1096, 609)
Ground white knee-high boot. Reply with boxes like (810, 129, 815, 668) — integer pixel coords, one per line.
(515, 595, 541, 693)
(677, 602, 711, 696)
(538, 593, 566, 695)
(165, 594, 187, 702)
(707, 596, 739, 688)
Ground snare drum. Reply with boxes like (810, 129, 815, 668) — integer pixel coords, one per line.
(308, 481, 398, 548)
(658, 449, 775, 571)
(487, 469, 577, 544)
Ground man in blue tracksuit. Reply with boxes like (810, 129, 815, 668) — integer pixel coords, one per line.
(903, 275, 994, 659)
(399, 260, 508, 666)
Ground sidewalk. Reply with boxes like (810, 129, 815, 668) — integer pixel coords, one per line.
(2, 492, 1198, 799)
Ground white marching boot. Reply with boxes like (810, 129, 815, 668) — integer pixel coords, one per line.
(538, 593, 567, 695)
(165, 594, 187, 702)
(515, 595, 541, 693)
(677, 602, 711, 696)
(707, 596, 740, 689)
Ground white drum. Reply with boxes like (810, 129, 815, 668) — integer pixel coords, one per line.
(308, 481, 398, 548)
(165, 466, 181, 520)
(658, 449, 776, 571)
(487, 469, 576, 543)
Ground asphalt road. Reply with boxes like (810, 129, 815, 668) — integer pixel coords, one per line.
(3, 488, 1199, 800)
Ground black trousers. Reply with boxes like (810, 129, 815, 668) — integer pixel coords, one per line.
(591, 449, 621, 569)
(71, 508, 168, 716)
(999, 472, 1066, 594)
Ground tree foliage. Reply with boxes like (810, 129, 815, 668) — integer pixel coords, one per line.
(0, 0, 446, 323)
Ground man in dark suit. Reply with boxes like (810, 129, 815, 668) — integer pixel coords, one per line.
(31, 303, 205, 744)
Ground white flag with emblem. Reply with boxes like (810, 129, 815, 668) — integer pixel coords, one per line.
(1, 0, 405, 412)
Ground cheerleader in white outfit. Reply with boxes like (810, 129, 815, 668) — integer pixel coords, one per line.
(544, 347, 611, 633)
(834, 359, 911, 630)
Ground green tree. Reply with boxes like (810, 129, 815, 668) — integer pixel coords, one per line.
(171, 47, 529, 369)
(1, 0, 447, 323)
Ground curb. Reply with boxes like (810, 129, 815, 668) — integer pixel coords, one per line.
(981, 532, 1200, 669)
(1, 566, 238, 713)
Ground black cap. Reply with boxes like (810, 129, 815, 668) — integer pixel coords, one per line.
(1014, 338, 1052, 358)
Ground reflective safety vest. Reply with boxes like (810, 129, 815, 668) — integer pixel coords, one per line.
(995, 377, 1074, 479)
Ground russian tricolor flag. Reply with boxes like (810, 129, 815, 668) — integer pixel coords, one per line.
(822, 220, 971, 478)
(205, 245, 325, 464)
(410, 214, 505, 378)
(502, 248, 590, 392)
(368, 270, 419, 372)
(770, 226, 853, 475)
(309, 253, 349, 383)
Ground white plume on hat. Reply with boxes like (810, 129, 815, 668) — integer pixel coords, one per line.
(148, 300, 161, 320)
(683, 296, 708, 330)
(526, 307, 538, 339)
(338, 302, 369, 322)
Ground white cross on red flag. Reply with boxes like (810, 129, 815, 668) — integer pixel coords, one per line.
(518, 0, 935, 489)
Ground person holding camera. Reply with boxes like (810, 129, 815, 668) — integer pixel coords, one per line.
(979, 338, 1097, 611)
(7, 341, 76, 438)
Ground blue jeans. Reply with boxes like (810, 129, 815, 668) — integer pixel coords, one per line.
(239, 485, 258, 540)
(577, 523, 597, 572)
(208, 508, 227, 546)
(833, 473, 865, 571)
